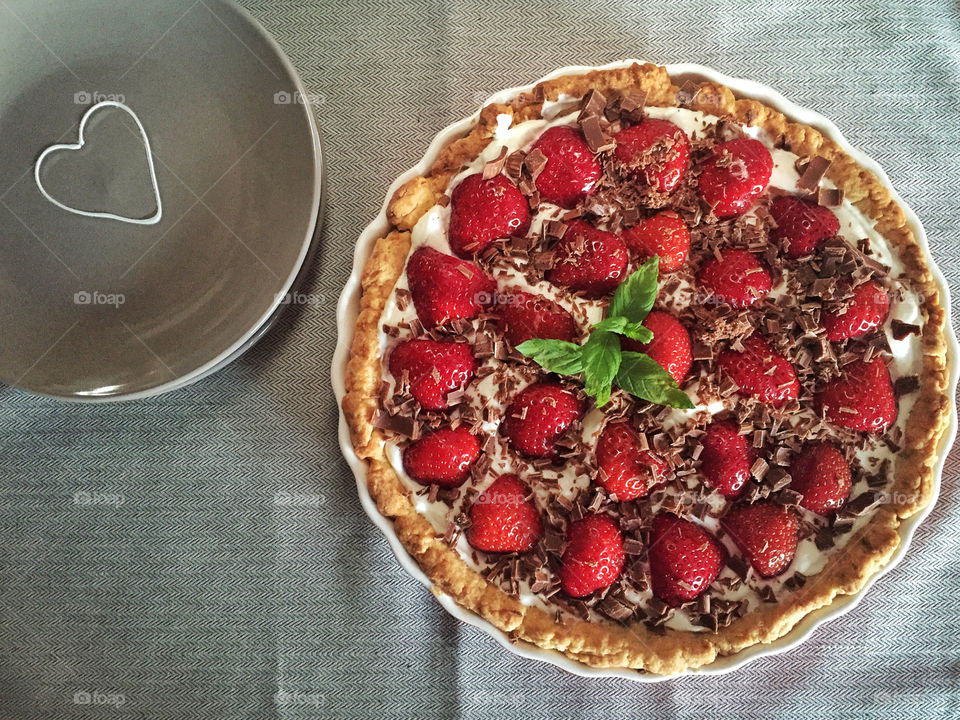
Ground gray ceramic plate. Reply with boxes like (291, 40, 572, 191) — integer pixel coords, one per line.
(0, 0, 323, 400)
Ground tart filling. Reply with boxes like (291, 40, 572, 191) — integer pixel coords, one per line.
(344, 63, 950, 673)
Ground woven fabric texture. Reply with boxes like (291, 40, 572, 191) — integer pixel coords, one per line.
(1, 0, 959, 717)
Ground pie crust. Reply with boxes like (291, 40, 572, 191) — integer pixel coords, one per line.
(342, 62, 951, 675)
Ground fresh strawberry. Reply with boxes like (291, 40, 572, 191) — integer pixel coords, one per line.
(622, 210, 690, 272)
(822, 280, 890, 341)
(595, 422, 670, 501)
(388, 339, 476, 411)
(546, 220, 628, 298)
(721, 501, 799, 578)
(770, 195, 840, 258)
(789, 443, 852, 515)
(698, 138, 773, 217)
(467, 474, 543, 553)
(559, 514, 625, 597)
(620, 310, 692, 385)
(613, 119, 690, 193)
(448, 172, 531, 256)
(407, 247, 495, 327)
(649, 513, 726, 606)
(502, 382, 582, 458)
(718, 334, 799, 406)
(699, 420, 755, 498)
(695, 249, 771, 308)
(814, 358, 897, 433)
(531, 126, 602, 208)
(497, 287, 578, 346)
(403, 426, 480, 487)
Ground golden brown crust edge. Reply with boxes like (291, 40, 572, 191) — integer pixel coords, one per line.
(342, 62, 952, 675)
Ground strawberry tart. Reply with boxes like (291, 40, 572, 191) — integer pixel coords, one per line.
(342, 63, 951, 675)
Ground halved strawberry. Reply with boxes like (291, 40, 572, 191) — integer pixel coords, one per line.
(531, 126, 602, 208)
(789, 443, 852, 515)
(559, 514, 624, 597)
(502, 382, 582, 458)
(822, 280, 890, 341)
(721, 501, 799, 578)
(622, 210, 690, 272)
(698, 138, 773, 217)
(467, 474, 542, 553)
(546, 220, 628, 298)
(448, 172, 531, 256)
(595, 422, 670, 501)
(718, 334, 799, 406)
(814, 358, 897, 433)
(700, 420, 755, 498)
(403, 426, 480, 487)
(620, 310, 691, 386)
(613, 119, 690, 193)
(695, 249, 771, 308)
(770, 195, 840, 258)
(388, 339, 476, 411)
(649, 513, 726, 606)
(407, 247, 495, 328)
(497, 287, 578, 346)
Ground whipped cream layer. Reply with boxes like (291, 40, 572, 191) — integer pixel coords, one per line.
(376, 101, 925, 631)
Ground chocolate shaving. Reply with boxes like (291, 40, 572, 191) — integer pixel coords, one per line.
(523, 148, 548, 182)
(504, 150, 525, 179)
(543, 220, 568, 240)
(817, 187, 844, 207)
(623, 538, 645, 555)
(814, 525, 836, 551)
(727, 555, 749, 579)
(481, 146, 508, 179)
(797, 156, 830, 191)
(619, 88, 646, 113)
(894, 375, 920, 396)
(580, 115, 614, 153)
(838, 490, 884, 519)
(371, 411, 415, 437)
(783, 572, 807, 591)
(750, 457, 770, 480)
(579, 88, 607, 119)
(757, 585, 777, 603)
(891, 320, 921, 341)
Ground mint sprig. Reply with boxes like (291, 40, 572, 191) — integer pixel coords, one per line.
(516, 256, 695, 410)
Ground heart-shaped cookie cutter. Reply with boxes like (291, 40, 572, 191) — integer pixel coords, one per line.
(34, 100, 163, 226)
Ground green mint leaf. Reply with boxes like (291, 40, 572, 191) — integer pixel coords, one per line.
(591, 316, 654, 344)
(591, 316, 629, 334)
(581, 331, 621, 407)
(515, 339, 584, 375)
(619, 323, 654, 343)
(608, 256, 659, 323)
(615, 351, 695, 409)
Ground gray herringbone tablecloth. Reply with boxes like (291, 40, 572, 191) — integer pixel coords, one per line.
(2, 1, 959, 718)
